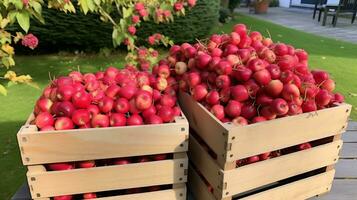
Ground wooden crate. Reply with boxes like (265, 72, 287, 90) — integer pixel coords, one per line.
(179, 92, 351, 199)
(179, 92, 351, 169)
(188, 165, 335, 200)
(17, 113, 189, 199)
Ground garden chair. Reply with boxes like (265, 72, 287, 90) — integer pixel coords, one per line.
(313, 0, 328, 21)
(322, 0, 357, 26)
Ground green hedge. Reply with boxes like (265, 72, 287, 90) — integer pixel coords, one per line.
(13, 0, 218, 52)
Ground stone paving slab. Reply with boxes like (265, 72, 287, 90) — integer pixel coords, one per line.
(237, 7, 357, 43)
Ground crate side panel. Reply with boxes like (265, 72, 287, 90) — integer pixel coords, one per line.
(19, 123, 188, 165)
(224, 140, 341, 197)
(229, 104, 350, 161)
(179, 92, 227, 156)
(240, 170, 335, 200)
(27, 158, 188, 198)
(188, 166, 217, 200)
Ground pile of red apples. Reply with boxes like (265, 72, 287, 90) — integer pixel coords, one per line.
(167, 24, 344, 125)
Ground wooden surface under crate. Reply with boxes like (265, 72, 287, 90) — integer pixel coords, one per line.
(17, 113, 189, 165)
(179, 92, 351, 169)
(189, 134, 342, 199)
(27, 154, 188, 198)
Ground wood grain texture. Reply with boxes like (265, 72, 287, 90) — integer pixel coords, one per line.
(342, 130, 357, 142)
(96, 187, 187, 200)
(179, 92, 228, 158)
(335, 159, 357, 178)
(27, 158, 188, 198)
(223, 140, 341, 198)
(340, 143, 357, 158)
(188, 166, 216, 200)
(241, 170, 335, 200)
(227, 104, 351, 162)
(18, 115, 188, 165)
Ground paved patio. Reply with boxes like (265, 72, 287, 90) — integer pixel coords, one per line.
(237, 7, 357, 43)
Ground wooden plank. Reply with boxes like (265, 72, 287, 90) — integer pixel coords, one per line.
(188, 166, 216, 200)
(312, 179, 357, 200)
(27, 158, 188, 198)
(347, 121, 357, 131)
(340, 143, 357, 158)
(241, 170, 335, 200)
(342, 130, 357, 142)
(179, 92, 228, 158)
(335, 159, 357, 178)
(96, 188, 187, 200)
(228, 104, 351, 162)
(189, 135, 222, 190)
(223, 140, 341, 198)
(18, 118, 188, 165)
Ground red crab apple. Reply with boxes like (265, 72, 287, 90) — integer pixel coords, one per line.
(238, 36, 252, 49)
(271, 98, 289, 116)
(196, 53, 212, 69)
(113, 159, 131, 165)
(312, 70, 329, 84)
(99, 96, 114, 113)
(77, 160, 95, 168)
(247, 58, 266, 72)
(155, 77, 168, 91)
(57, 101, 75, 117)
(192, 84, 208, 101)
(37, 98, 53, 113)
(315, 89, 331, 106)
(158, 64, 170, 78)
(91, 114, 110, 128)
(54, 195, 73, 200)
(55, 117, 74, 130)
(152, 154, 168, 161)
(230, 32, 241, 45)
(211, 48, 223, 57)
(256, 94, 273, 106)
(110, 113, 127, 127)
(187, 72, 201, 87)
(321, 79, 335, 92)
(135, 90, 153, 110)
(260, 49, 276, 63)
(127, 114, 143, 126)
(260, 106, 277, 120)
(137, 156, 150, 163)
(206, 90, 220, 105)
(83, 73, 96, 83)
(244, 80, 260, 97)
(119, 85, 137, 100)
(233, 67, 252, 82)
(265, 80, 284, 97)
(298, 143, 312, 150)
(105, 84, 120, 98)
(274, 43, 288, 56)
(72, 91, 91, 109)
(172, 106, 181, 116)
(224, 100, 242, 118)
(280, 70, 294, 84)
(72, 109, 90, 126)
(211, 104, 225, 120)
(90, 90, 104, 103)
(333, 93, 344, 103)
(266, 64, 281, 79)
(87, 105, 100, 117)
(36, 112, 54, 128)
(288, 102, 302, 116)
(250, 31, 263, 42)
(57, 76, 74, 86)
(253, 69, 271, 85)
(48, 162, 74, 171)
(252, 116, 267, 123)
(295, 49, 308, 61)
(184, 46, 197, 58)
(83, 193, 97, 199)
(114, 98, 130, 114)
(216, 60, 233, 75)
(105, 66, 119, 79)
(69, 71, 83, 82)
(160, 94, 176, 107)
(237, 49, 251, 64)
(302, 100, 317, 112)
(158, 106, 174, 122)
(246, 156, 260, 164)
(85, 80, 99, 92)
(262, 38, 273, 46)
(147, 114, 164, 124)
(175, 62, 188, 75)
(216, 75, 231, 88)
(259, 152, 271, 160)
(142, 106, 157, 119)
(72, 82, 84, 93)
(224, 44, 239, 56)
(41, 126, 55, 131)
(282, 84, 300, 101)
(230, 85, 249, 102)
(232, 116, 248, 126)
(57, 85, 75, 101)
(233, 24, 247, 37)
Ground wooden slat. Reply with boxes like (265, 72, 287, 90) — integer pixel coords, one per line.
(312, 179, 357, 200)
(27, 158, 188, 198)
(96, 188, 187, 200)
(340, 143, 357, 158)
(188, 166, 216, 200)
(189, 135, 222, 190)
(223, 140, 341, 198)
(342, 130, 357, 142)
(335, 159, 357, 178)
(228, 104, 351, 162)
(18, 118, 188, 165)
(179, 92, 228, 158)
(241, 170, 335, 200)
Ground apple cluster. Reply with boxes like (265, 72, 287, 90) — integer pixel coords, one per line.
(166, 24, 344, 125)
(49, 154, 170, 200)
(33, 66, 181, 131)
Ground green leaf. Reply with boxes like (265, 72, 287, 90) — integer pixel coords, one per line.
(123, 7, 133, 18)
(16, 11, 30, 32)
(10, 0, 23, 9)
(31, 1, 42, 14)
(0, 84, 7, 96)
(87, 0, 95, 11)
(1, 18, 10, 29)
(79, 0, 89, 14)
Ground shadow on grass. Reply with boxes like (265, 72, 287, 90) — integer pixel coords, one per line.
(0, 121, 27, 200)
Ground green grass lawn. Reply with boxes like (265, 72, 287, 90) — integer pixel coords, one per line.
(1, 13, 357, 199)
